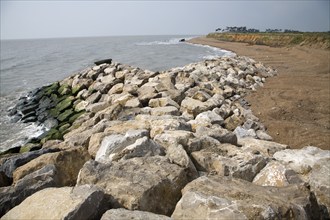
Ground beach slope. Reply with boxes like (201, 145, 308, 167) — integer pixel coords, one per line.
(189, 36, 330, 150)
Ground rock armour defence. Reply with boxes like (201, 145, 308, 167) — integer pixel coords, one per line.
(1, 56, 329, 219)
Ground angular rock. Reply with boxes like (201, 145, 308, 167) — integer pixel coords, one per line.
(108, 83, 124, 95)
(172, 176, 324, 219)
(86, 91, 102, 104)
(2, 185, 107, 220)
(256, 130, 273, 141)
(180, 97, 208, 117)
(154, 130, 194, 150)
(191, 146, 267, 181)
(101, 208, 172, 220)
(195, 110, 224, 126)
(223, 114, 244, 131)
(253, 160, 303, 187)
(195, 126, 237, 146)
(86, 101, 110, 113)
(273, 146, 330, 175)
(149, 117, 191, 138)
(13, 146, 90, 186)
(110, 136, 165, 162)
(274, 146, 330, 212)
(238, 137, 288, 157)
(0, 148, 59, 181)
(125, 98, 141, 108)
(148, 97, 180, 109)
(150, 106, 179, 116)
(77, 156, 193, 216)
(192, 90, 211, 102)
(95, 129, 149, 163)
(0, 164, 57, 216)
(234, 126, 257, 139)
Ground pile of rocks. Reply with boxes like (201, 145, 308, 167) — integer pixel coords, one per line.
(1, 56, 329, 219)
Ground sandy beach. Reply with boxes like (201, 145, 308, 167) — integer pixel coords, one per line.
(189, 37, 330, 150)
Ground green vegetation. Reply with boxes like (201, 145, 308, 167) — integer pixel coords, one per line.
(207, 31, 330, 49)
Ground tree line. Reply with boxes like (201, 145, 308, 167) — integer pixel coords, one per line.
(215, 26, 302, 33)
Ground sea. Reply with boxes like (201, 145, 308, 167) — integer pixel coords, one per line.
(0, 35, 234, 152)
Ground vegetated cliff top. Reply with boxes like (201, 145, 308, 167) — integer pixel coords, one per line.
(207, 32, 330, 49)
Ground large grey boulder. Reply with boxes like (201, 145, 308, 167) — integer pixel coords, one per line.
(2, 185, 107, 220)
(172, 176, 324, 220)
(274, 146, 330, 212)
(12, 146, 90, 185)
(77, 156, 194, 215)
(0, 164, 57, 217)
(191, 146, 268, 181)
(101, 208, 172, 220)
(95, 130, 156, 163)
(253, 160, 303, 187)
(0, 148, 60, 185)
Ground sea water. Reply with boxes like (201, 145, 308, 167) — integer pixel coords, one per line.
(0, 35, 233, 152)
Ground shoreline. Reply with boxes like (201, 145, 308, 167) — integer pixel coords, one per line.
(188, 36, 330, 150)
(1, 55, 329, 218)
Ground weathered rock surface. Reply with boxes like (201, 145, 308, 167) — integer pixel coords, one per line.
(2, 185, 107, 220)
(0, 148, 60, 185)
(77, 156, 195, 215)
(172, 176, 324, 219)
(273, 146, 330, 212)
(253, 160, 303, 187)
(4, 55, 328, 219)
(101, 208, 173, 220)
(13, 146, 90, 185)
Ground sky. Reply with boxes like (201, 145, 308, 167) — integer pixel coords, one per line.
(1, 0, 329, 39)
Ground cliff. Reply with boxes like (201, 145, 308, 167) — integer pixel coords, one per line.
(207, 32, 330, 49)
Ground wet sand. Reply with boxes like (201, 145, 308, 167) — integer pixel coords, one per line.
(189, 37, 330, 150)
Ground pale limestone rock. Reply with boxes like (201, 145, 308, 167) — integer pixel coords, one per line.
(104, 120, 150, 134)
(172, 176, 323, 220)
(256, 130, 273, 141)
(195, 110, 224, 126)
(273, 146, 330, 175)
(180, 97, 207, 117)
(309, 161, 330, 212)
(125, 98, 142, 108)
(88, 132, 107, 158)
(2, 185, 106, 220)
(74, 100, 88, 112)
(150, 106, 179, 116)
(77, 156, 193, 215)
(149, 117, 191, 138)
(194, 126, 237, 145)
(253, 160, 302, 187)
(274, 146, 330, 211)
(234, 126, 257, 139)
(224, 114, 244, 131)
(86, 101, 111, 113)
(95, 130, 148, 163)
(110, 136, 165, 162)
(108, 83, 124, 94)
(100, 74, 116, 85)
(13, 146, 90, 185)
(104, 67, 116, 75)
(153, 130, 194, 150)
(111, 93, 133, 105)
(101, 208, 172, 220)
(238, 137, 288, 157)
(148, 97, 180, 109)
(191, 91, 211, 102)
(191, 148, 267, 181)
(0, 165, 57, 216)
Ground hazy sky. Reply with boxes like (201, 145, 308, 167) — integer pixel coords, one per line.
(1, 0, 329, 39)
